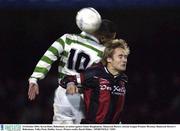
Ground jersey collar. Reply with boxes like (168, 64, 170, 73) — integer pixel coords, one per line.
(104, 66, 128, 82)
(104, 66, 119, 78)
(80, 31, 100, 43)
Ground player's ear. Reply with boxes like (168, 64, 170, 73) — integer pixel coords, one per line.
(99, 36, 106, 43)
(107, 57, 112, 63)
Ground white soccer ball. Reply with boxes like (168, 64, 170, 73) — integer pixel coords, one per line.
(76, 7, 102, 33)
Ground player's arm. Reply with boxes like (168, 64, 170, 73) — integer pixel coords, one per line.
(60, 67, 98, 94)
(28, 35, 66, 100)
(59, 75, 79, 95)
(79, 67, 99, 88)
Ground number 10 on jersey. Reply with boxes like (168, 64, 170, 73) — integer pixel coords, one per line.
(67, 49, 90, 73)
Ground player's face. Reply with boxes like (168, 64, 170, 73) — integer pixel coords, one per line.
(108, 48, 128, 72)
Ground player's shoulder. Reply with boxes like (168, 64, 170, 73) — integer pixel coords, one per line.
(83, 63, 103, 77)
(87, 62, 104, 71)
(57, 33, 79, 46)
(119, 73, 128, 83)
(61, 33, 86, 43)
(92, 62, 103, 67)
(60, 33, 75, 39)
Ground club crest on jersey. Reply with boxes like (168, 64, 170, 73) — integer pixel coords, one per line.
(119, 81, 126, 88)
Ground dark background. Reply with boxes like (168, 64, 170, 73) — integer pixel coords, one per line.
(0, 0, 180, 124)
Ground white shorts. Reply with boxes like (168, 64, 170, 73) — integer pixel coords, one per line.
(52, 86, 85, 124)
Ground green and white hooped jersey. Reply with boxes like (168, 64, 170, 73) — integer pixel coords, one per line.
(29, 32, 105, 84)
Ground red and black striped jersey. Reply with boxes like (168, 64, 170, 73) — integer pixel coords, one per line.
(60, 63, 128, 124)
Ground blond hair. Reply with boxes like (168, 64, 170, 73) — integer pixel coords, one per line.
(102, 39, 130, 65)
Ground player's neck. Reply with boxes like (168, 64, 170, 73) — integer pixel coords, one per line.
(107, 65, 119, 76)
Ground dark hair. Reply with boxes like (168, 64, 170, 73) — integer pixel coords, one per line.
(97, 19, 116, 36)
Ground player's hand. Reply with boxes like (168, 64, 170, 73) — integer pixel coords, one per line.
(66, 82, 78, 95)
(28, 83, 39, 100)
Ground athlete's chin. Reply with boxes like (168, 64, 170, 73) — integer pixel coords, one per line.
(118, 66, 126, 72)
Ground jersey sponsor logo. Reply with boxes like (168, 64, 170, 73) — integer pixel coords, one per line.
(112, 85, 126, 95)
(112, 81, 126, 95)
(100, 84, 112, 91)
(99, 78, 126, 95)
(99, 78, 111, 91)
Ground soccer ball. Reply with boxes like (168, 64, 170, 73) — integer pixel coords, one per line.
(76, 7, 102, 33)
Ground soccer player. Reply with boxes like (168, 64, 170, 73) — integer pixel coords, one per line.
(28, 12, 116, 123)
(60, 39, 130, 124)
